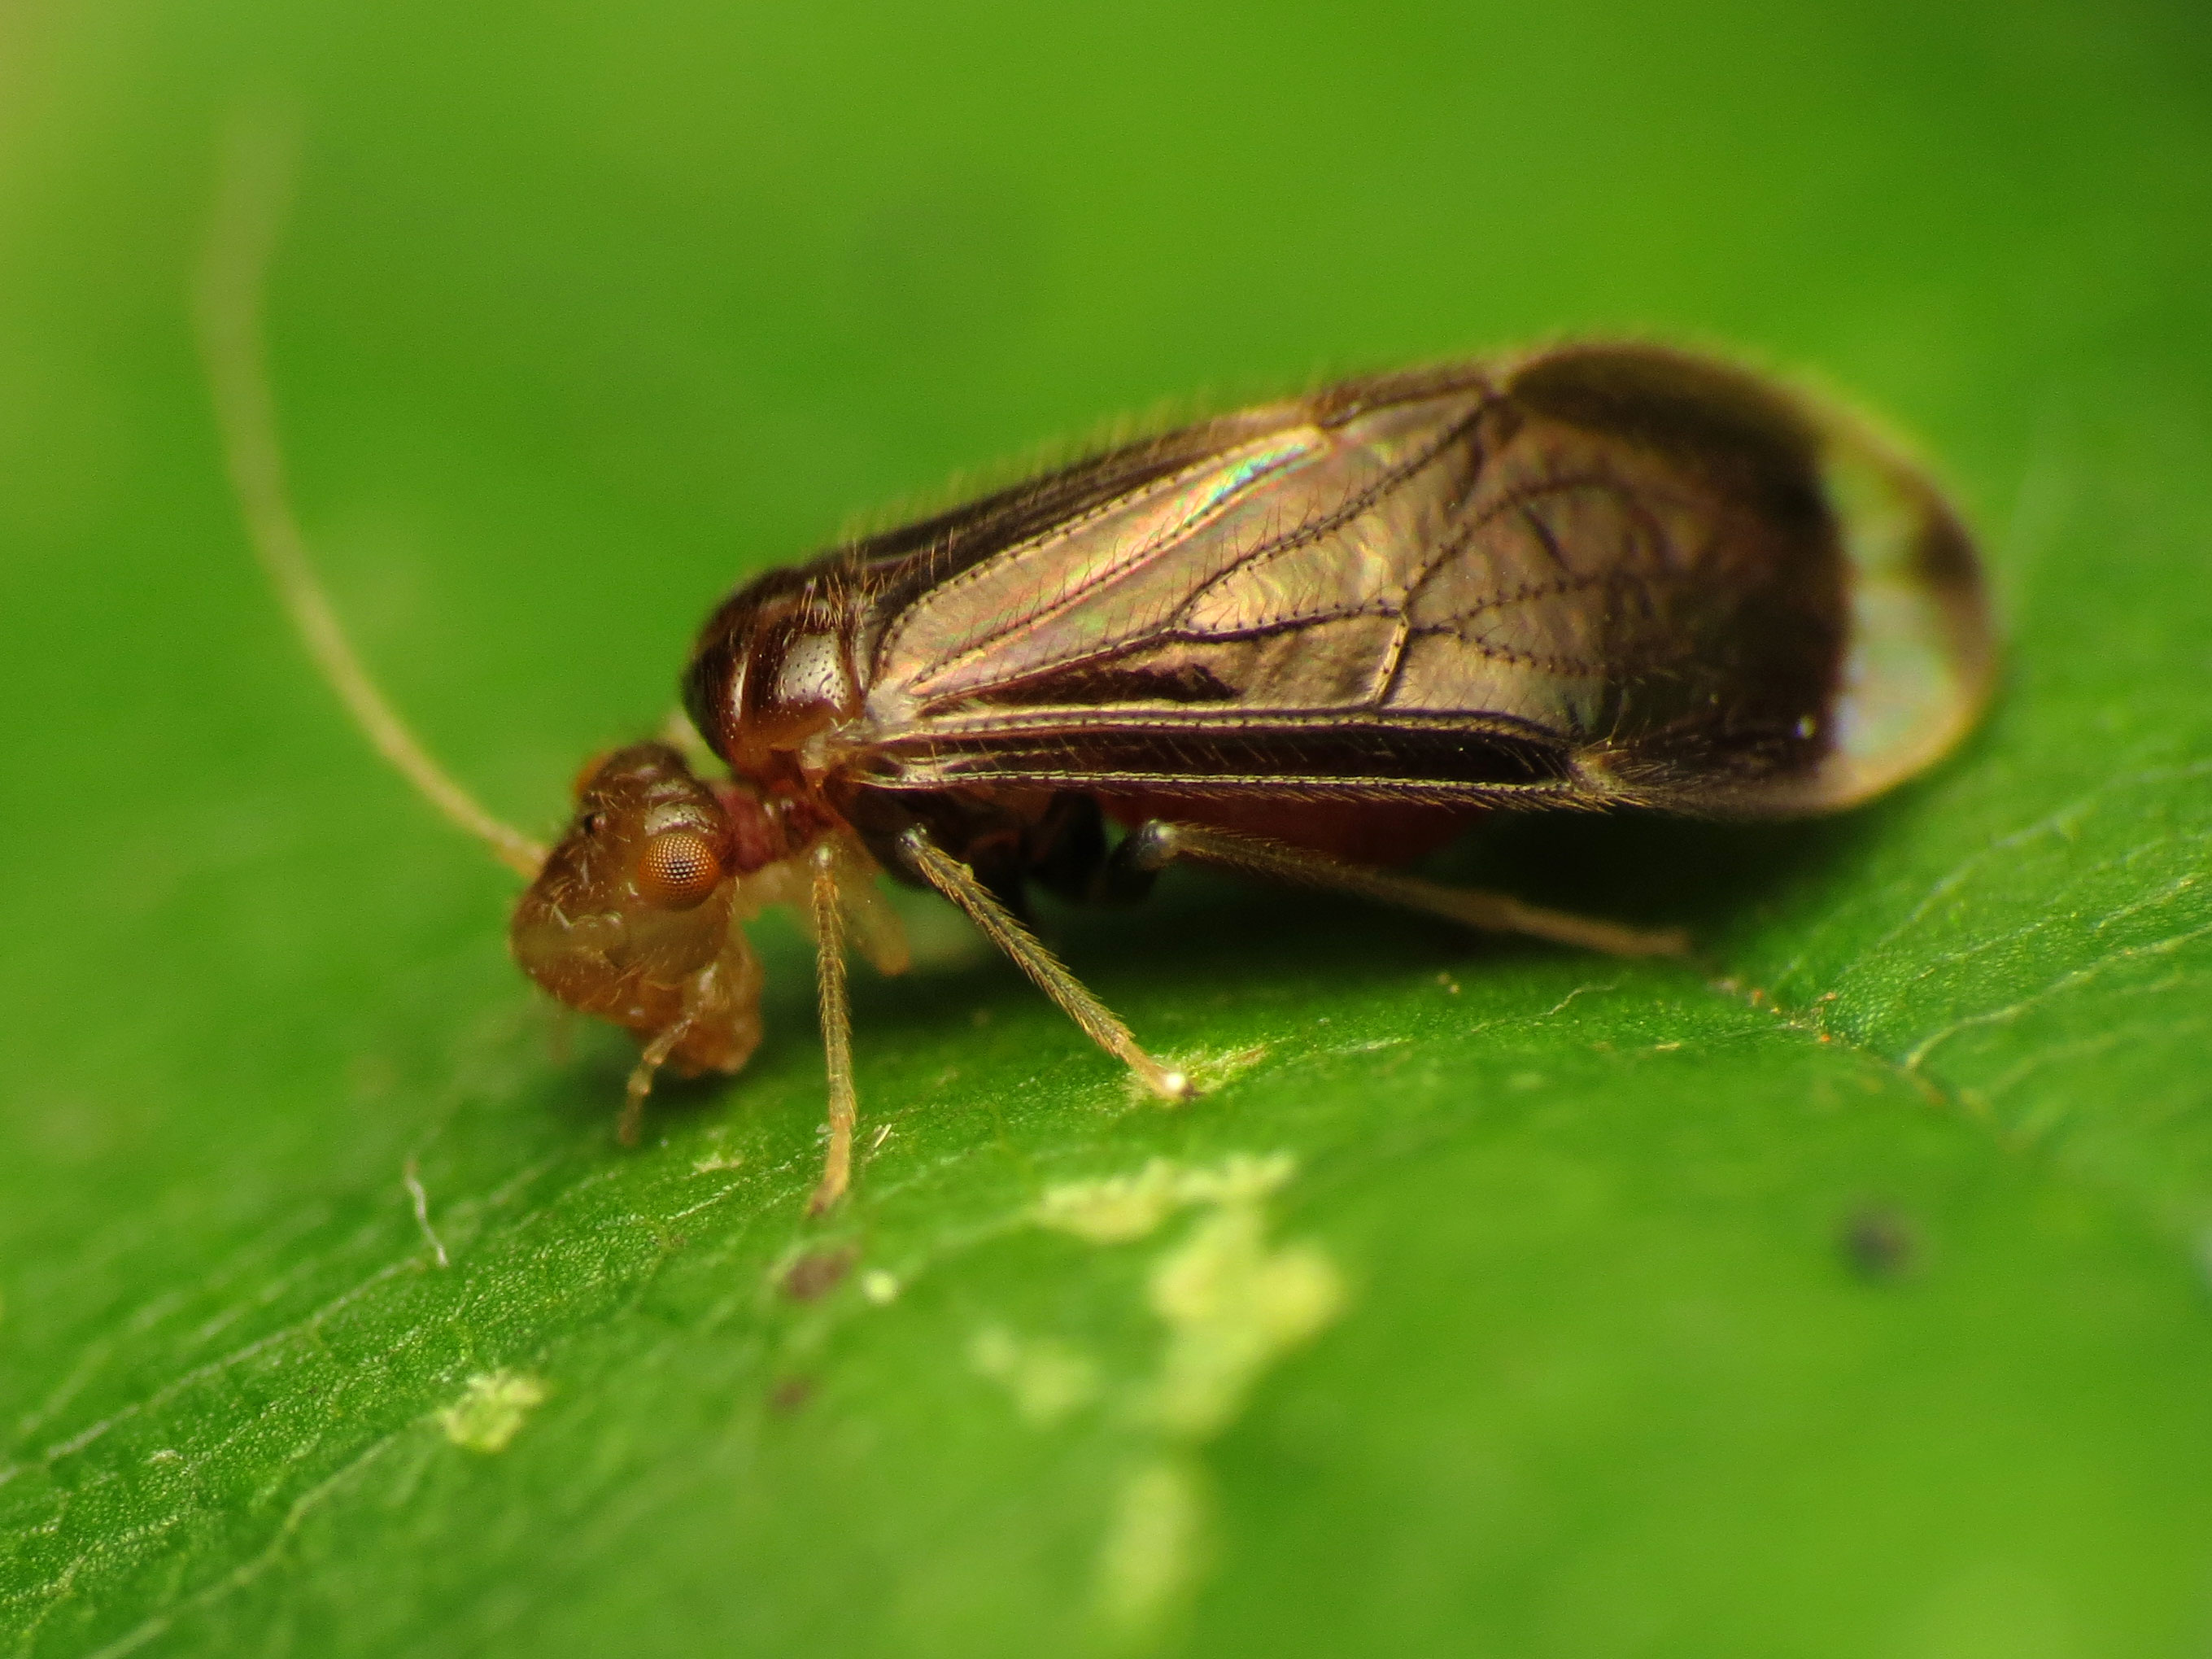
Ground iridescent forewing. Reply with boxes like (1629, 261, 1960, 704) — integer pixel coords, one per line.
(835, 346, 1992, 818)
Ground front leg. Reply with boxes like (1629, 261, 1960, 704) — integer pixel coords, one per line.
(618, 1004, 700, 1146)
(806, 844, 861, 1215)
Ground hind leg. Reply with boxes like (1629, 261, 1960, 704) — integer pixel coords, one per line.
(1109, 820, 1689, 958)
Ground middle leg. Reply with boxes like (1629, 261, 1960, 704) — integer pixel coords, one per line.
(897, 827, 1193, 1102)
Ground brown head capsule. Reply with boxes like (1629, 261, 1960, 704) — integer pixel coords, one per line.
(504, 743, 824, 1144)
(206, 139, 1992, 1212)
(512, 746, 745, 1056)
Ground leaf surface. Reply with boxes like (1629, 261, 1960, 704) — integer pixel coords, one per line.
(2, 0, 2209, 1653)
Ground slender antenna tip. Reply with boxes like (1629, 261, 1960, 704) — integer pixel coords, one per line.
(196, 111, 548, 882)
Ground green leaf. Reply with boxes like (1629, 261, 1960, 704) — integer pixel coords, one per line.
(2, 0, 2209, 1654)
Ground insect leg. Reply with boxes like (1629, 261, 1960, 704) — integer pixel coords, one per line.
(620, 1011, 697, 1146)
(820, 835, 912, 978)
(897, 828, 1193, 1102)
(1117, 821, 1691, 958)
(808, 846, 862, 1214)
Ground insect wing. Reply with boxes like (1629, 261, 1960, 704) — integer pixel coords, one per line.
(828, 346, 1990, 817)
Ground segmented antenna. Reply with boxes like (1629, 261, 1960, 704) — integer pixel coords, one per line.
(194, 115, 547, 880)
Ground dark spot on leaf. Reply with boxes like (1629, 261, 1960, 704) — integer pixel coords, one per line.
(782, 1244, 859, 1302)
(1839, 1206, 1921, 1282)
(769, 1375, 816, 1415)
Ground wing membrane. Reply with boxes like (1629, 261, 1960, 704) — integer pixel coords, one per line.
(867, 387, 1492, 714)
(825, 347, 1965, 814)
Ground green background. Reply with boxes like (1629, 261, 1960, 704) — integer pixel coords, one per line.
(3, 0, 2210, 1653)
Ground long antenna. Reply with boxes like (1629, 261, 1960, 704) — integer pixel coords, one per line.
(194, 114, 547, 880)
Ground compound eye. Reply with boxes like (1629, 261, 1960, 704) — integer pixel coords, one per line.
(635, 828, 725, 910)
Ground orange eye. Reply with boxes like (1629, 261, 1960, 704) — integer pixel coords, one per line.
(635, 829, 725, 910)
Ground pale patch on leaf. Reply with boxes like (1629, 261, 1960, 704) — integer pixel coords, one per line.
(969, 1326, 1102, 1427)
(1172, 1150, 1298, 1212)
(1146, 1207, 1347, 1439)
(1033, 1160, 1187, 1243)
(1018, 1148, 1347, 1633)
(437, 1370, 549, 1454)
(1094, 1456, 1211, 1635)
(1032, 1151, 1296, 1244)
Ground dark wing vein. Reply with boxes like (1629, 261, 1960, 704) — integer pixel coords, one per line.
(865, 385, 1501, 718)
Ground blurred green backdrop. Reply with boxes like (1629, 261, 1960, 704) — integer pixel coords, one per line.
(2, 1, 2210, 1654)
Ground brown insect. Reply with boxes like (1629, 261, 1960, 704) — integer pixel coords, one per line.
(200, 139, 1994, 1212)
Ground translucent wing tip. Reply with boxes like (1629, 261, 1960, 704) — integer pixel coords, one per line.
(1794, 416, 1999, 813)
